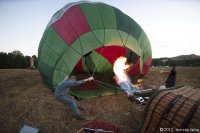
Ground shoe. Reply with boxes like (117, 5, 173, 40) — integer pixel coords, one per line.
(76, 115, 86, 121)
(128, 96, 142, 104)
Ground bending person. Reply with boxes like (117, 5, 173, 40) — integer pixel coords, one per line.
(55, 75, 94, 120)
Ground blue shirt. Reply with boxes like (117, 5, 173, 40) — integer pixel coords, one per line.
(55, 79, 86, 96)
(119, 81, 141, 96)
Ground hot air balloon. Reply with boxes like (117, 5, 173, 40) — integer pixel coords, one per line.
(38, 1, 152, 99)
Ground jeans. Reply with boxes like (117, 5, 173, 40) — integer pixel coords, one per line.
(56, 94, 80, 117)
(55, 79, 87, 117)
(119, 81, 140, 96)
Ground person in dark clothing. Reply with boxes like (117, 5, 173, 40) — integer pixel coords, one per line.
(165, 63, 177, 88)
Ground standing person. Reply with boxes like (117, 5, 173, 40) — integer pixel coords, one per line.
(165, 63, 177, 88)
(55, 75, 94, 120)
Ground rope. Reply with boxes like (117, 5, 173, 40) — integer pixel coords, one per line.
(91, 46, 105, 77)
(94, 81, 112, 91)
(94, 81, 121, 96)
(84, 56, 92, 77)
(94, 79, 121, 89)
(83, 46, 115, 91)
(82, 47, 122, 94)
(76, 128, 84, 133)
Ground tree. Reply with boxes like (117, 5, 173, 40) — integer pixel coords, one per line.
(0, 52, 8, 68)
(11, 50, 23, 56)
(0, 50, 32, 68)
(32, 55, 38, 67)
(24, 56, 30, 68)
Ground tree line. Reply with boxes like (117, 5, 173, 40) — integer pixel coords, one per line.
(0, 51, 199, 68)
(0, 50, 37, 69)
(152, 57, 200, 67)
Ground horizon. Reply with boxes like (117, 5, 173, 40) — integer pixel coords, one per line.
(1, 50, 199, 59)
(0, 0, 200, 58)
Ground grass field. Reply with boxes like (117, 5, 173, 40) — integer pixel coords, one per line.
(0, 67, 199, 133)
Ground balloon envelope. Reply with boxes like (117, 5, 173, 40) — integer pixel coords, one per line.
(38, 1, 152, 98)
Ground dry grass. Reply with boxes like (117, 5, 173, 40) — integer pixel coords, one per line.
(0, 67, 199, 133)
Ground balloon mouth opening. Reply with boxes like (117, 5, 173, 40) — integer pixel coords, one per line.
(84, 51, 92, 57)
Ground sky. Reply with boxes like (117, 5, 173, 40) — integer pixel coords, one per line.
(0, 0, 200, 58)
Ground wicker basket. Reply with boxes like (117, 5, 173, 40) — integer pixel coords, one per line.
(139, 85, 200, 133)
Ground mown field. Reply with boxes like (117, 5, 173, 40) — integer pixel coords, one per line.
(0, 67, 199, 133)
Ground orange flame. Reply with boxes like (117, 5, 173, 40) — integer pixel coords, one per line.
(113, 56, 143, 89)
(133, 79, 143, 89)
(113, 56, 131, 82)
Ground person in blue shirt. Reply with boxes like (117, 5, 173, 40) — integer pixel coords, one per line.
(113, 75, 145, 104)
(55, 75, 94, 120)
